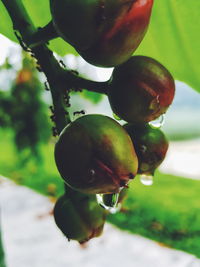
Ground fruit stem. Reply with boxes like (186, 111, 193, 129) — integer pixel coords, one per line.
(29, 21, 58, 48)
(64, 71, 109, 95)
(64, 184, 88, 200)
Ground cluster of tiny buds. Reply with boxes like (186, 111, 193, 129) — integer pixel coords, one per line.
(49, 106, 68, 122)
(14, 31, 31, 53)
(36, 65, 42, 72)
(63, 92, 71, 107)
(73, 110, 85, 116)
(73, 87, 83, 92)
(49, 106, 57, 136)
(68, 70, 83, 92)
(52, 126, 59, 137)
(14, 30, 71, 140)
(59, 60, 66, 69)
(14, 31, 43, 74)
(50, 114, 56, 122)
(70, 70, 79, 76)
(44, 81, 50, 91)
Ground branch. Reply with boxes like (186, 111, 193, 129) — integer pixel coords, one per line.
(29, 21, 58, 48)
(1, 0, 71, 132)
(63, 70, 109, 95)
(1, 0, 109, 127)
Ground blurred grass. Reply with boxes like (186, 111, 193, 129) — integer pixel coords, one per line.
(0, 129, 64, 196)
(1, 129, 200, 257)
(108, 172, 200, 257)
(0, 229, 6, 267)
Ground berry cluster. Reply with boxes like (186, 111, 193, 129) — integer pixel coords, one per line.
(46, 0, 175, 243)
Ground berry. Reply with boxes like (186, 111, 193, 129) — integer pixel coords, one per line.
(54, 114, 138, 194)
(108, 56, 175, 123)
(124, 123, 169, 174)
(50, 0, 153, 67)
(54, 191, 106, 243)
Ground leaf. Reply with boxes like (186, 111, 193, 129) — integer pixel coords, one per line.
(79, 90, 103, 104)
(136, 0, 200, 92)
(0, 0, 199, 92)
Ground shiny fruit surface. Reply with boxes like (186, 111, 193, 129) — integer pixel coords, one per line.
(124, 123, 168, 174)
(54, 114, 138, 194)
(50, 0, 153, 67)
(108, 56, 175, 123)
(54, 191, 106, 243)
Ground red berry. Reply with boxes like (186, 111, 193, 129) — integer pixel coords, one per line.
(50, 0, 153, 67)
(54, 114, 138, 194)
(124, 123, 169, 174)
(108, 56, 175, 123)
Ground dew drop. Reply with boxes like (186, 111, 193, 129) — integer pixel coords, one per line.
(96, 193, 121, 214)
(109, 204, 122, 214)
(113, 113, 122, 121)
(90, 169, 95, 176)
(140, 174, 154, 186)
(140, 145, 147, 154)
(87, 169, 95, 183)
(96, 194, 105, 208)
(149, 114, 165, 128)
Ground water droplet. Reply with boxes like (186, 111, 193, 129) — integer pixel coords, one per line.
(140, 174, 154, 186)
(113, 113, 122, 121)
(149, 114, 165, 128)
(87, 169, 95, 183)
(90, 169, 95, 176)
(109, 204, 122, 214)
(96, 193, 121, 214)
(140, 145, 147, 154)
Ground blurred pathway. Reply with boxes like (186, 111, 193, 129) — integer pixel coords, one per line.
(160, 139, 200, 179)
(0, 176, 200, 267)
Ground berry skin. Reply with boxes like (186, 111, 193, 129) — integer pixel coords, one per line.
(50, 0, 153, 67)
(54, 114, 138, 194)
(108, 56, 175, 123)
(124, 123, 169, 174)
(54, 191, 106, 243)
